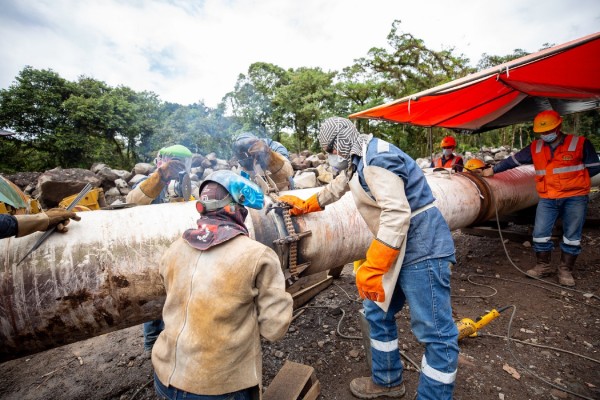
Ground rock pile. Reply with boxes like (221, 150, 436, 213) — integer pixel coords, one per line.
(2, 145, 518, 210)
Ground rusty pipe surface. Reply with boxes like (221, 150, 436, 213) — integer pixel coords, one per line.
(1, 165, 597, 361)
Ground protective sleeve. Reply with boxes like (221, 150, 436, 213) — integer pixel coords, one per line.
(126, 177, 155, 205)
(254, 247, 293, 342)
(493, 144, 533, 174)
(363, 166, 411, 249)
(316, 170, 351, 207)
(0, 214, 18, 239)
(583, 138, 600, 178)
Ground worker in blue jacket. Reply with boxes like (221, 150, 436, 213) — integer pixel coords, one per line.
(279, 117, 458, 400)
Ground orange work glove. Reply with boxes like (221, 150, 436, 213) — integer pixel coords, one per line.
(355, 239, 400, 302)
(278, 194, 322, 216)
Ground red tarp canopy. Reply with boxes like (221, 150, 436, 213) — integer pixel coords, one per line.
(350, 32, 600, 133)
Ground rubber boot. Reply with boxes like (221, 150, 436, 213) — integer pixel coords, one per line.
(558, 252, 577, 287)
(526, 251, 553, 278)
(349, 377, 405, 399)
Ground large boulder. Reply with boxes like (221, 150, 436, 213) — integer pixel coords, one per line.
(35, 168, 102, 209)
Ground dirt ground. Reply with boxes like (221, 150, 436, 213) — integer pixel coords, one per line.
(1, 198, 599, 400)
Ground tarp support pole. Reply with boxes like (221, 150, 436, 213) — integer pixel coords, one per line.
(428, 126, 433, 160)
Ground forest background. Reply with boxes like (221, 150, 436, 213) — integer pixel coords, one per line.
(1, 20, 598, 173)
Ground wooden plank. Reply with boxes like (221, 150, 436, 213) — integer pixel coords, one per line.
(263, 361, 316, 400)
(287, 271, 329, 295)
(302, 379, 321, 400)
(292, 276, 333, 309)
(461, 226, 534, 242)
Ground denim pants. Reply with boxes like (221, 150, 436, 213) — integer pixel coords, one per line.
(143, 319, 164, 351)
(154, 373, 252, 400)
(363, 256, 459, 400)
(532, 196, 589, 255)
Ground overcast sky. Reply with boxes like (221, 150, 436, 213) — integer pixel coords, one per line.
(1, 0, 599, 108)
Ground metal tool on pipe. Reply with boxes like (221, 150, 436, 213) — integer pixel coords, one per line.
(1, 166, 598, 362)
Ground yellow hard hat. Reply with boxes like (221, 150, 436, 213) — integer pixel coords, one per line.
(464, 159, 487, 171)
(533, 110, 562, 133)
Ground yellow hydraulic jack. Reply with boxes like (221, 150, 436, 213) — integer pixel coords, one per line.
(456, 306, 509, 340)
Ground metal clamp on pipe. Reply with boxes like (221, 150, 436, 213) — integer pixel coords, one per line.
(456, 171, 494, 225)
(273, 230, 312, 246)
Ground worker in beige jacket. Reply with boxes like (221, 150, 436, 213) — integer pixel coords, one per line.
(152, 170, 293, 400)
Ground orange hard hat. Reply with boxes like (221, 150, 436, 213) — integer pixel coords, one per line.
(464, 158, 487, 171)
(533, 110, 562, 133)
(440, 136, 456, 148)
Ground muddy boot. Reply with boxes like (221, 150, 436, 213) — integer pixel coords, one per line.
(349, 377, 405, 399)
(526, 251, 553, 278)
(558, 252, 577, 287)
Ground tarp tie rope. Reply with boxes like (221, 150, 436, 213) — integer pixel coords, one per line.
(408, 98, 411, 114)
(505, 65, 510, 77)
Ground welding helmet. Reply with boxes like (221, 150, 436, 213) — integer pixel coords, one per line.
(156, 144, 193, 172)
(533, 110, 562, 133)
(464, 158, 487, 171)
(232, 132, 260, 170)
(440, 136, 456, 148)
(197, 170, 264, 213)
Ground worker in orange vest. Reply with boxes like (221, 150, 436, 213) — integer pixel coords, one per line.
(430, 136, 464, 171)
(484, 110, 600, 286)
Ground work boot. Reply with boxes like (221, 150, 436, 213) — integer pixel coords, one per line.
(349, 377, 405, 399)
(526, 251, 553, 278)
(558, 252, 577, 287)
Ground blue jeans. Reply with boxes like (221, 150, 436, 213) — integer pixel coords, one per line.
(363, 256, 458, 400)
(154, 373, 252, 400)
(143, 319, 164, 351)
(533, 196, 589, 255)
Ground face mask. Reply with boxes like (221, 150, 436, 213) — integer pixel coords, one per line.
(328, 153, 348, 171)
(442, 149, 453, 157)
(540, 132, 557, 143)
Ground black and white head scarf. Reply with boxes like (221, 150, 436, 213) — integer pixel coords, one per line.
(318, 117, 371, 160)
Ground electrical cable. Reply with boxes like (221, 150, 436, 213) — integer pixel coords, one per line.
(479, 333, 600, 365)
(500, 305, 596, 400)
(484, 176, 600, 301)
(461, 177, 599, 399)
(451, 275, 497, 299)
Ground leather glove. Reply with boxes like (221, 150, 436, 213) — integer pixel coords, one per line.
(248, 140, 272, 170)
(157, 160, 186, 183)
(481, 167, 494, 177)
(140, 160, 186, 199)
(46, 208, 81, 233)
(16, 209, 81, 237)
(278, 194, 322, 216)
(355, 239, 400, 302)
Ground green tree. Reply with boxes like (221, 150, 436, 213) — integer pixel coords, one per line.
(0, 66, 80, 170)
(273, 67, 336, 152)
(225, 62, 289, 140)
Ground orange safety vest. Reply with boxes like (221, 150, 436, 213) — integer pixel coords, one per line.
(434, 154, 463, 168)
(531, 134, 591, 199)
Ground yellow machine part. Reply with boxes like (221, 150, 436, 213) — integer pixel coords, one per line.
(59, 188, 102, 211)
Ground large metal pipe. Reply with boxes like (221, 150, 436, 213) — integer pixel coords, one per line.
(1, 166, 597, 361)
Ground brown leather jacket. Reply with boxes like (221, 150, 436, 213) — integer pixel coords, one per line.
(152, 235, 292, 397)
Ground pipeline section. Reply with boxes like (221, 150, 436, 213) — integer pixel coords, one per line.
(1, 166, 597, 361)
